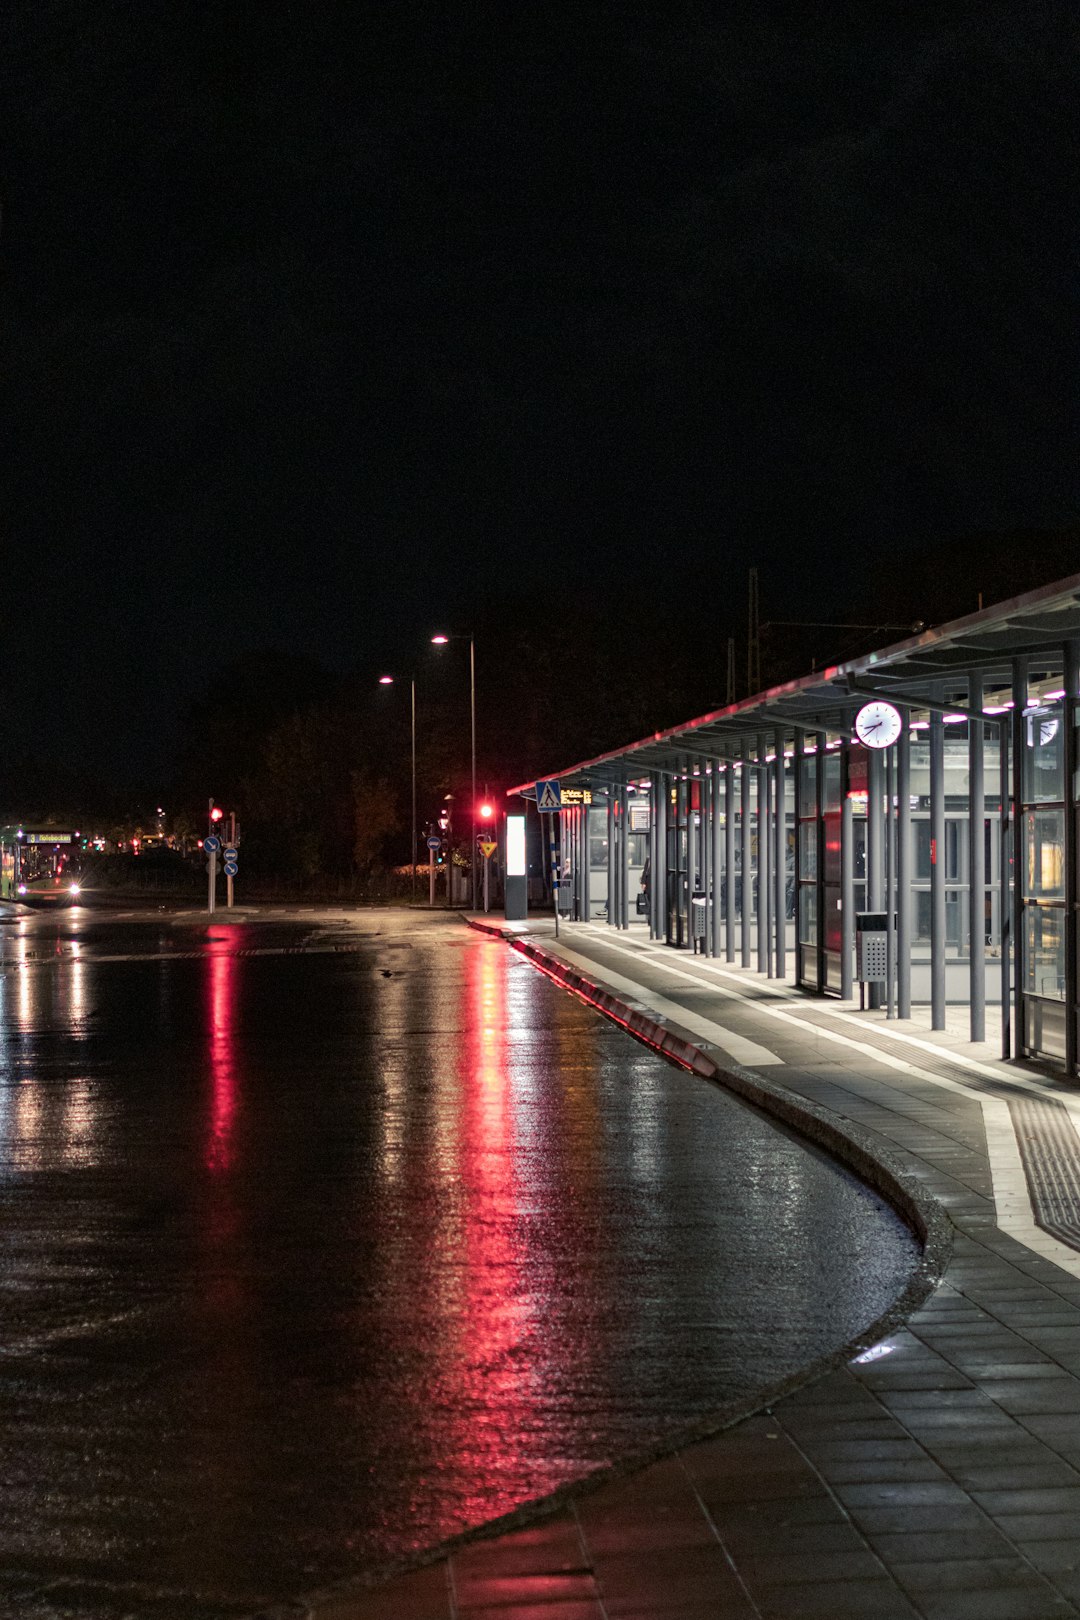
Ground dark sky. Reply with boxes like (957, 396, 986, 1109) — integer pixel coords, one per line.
(3, 1, 1078, 782)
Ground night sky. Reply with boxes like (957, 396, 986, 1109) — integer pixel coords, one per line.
(3, 2, 1079, 785)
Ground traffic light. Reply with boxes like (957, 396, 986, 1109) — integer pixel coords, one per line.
(479, 800, 494, 820)
(210, 807, 224, 823)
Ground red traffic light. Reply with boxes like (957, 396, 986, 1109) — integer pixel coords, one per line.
(479, 801, 494, 820)
(210, 807, 224, 823)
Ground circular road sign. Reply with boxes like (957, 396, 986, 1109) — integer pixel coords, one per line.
(204, 835, 221, 853)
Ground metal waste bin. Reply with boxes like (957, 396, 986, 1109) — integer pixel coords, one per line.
(855, 911, 888, 983)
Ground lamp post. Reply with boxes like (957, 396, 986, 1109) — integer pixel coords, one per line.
(377, 674, 417, 903)
(431, 632, 476, 910)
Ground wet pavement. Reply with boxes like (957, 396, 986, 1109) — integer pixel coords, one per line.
(332, 917, 1080, 1620)
(0, 907, 919, 1618)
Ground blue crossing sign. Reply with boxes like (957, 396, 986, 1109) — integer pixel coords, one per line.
(204, 834, 221, 853)
(427, 834, 442, 851)
(224, 859, 238, 877)
(535, 778, 562, 812)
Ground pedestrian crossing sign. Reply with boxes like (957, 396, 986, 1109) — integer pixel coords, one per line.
(535, 779, 561, 812)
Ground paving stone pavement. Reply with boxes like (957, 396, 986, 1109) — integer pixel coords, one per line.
(297, 923, 1080, 1620)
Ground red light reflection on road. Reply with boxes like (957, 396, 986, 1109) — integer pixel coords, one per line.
(205, 948, 238, 1173)
(458, 942, 526, 1409)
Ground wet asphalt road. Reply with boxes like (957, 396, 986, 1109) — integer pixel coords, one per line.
(0, 907, 920, 1618)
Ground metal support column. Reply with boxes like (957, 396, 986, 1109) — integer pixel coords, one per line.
(656, 774, 668, 941)
(969, 670, 986, 1043)
(816, 731, 827, 995)
(606, 790, 616, 930)
(868, 746, 884, 1010)
(1064, 642, 1079, 1077)
(1011, 658, 1027, 1054)
(711, 761, 723, 959)
(930, 702, 946, 1030)
(647, 775, 658, 938)
(584, 804, 592, 922)
(774, 727, 786, 981)
(1000, 723, 1012, 1059)
(761, 735, 773, 976)
(756, 737, 768, 973)
(793, 730, 804, 991)
(702, 769, 713, 954)
(885, 742, 896, 1017)
(897, 706, 911, 1018)
(725, 758, 736, 961)
(741, 742, 752, 967)
(621, 777, 628, 933)
(841, 746, 854, 999)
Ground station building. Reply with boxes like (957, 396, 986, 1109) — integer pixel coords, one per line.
(511, 573, 1080, 1078)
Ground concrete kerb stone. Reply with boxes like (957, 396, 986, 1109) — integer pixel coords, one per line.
(264, 919, 954, 1620)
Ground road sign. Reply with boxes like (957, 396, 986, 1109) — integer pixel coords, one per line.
(204, 834, 221, 853)
(535, 778, 561, 812)
(479, 840, 497, 859)
(224, 845, 237, 860)
(224, 859, 238, 877)
(427, 834, 442, 851)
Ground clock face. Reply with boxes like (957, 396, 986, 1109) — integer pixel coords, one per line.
(854, 700, 903, 749)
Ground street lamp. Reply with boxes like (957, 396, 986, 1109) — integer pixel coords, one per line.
(377, 674, 417, 904)
(430, 632, 477, 909)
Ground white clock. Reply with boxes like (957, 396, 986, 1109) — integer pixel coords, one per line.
(854, 700, 902, 749)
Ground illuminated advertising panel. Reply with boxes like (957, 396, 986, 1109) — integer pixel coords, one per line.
(505, 815, 526, 876)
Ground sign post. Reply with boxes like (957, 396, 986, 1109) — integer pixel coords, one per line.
(223, 812, 239, 908)
(479, 837, 497, 912)
(427, 834, 441, 907)
(535, 780, 562, 938)
(205, 798, 220, 916)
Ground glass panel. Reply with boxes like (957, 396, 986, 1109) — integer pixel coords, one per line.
(798, 821, 817, 879)
(1022, 704, 1065, 803)
(1024, 905, 1066, 1000)
(1025, 996, 1067, 1061)
(915, 820, 931, 880)
(915, 889, 932, 943)
(798, 884, 817, 944)
(798, 751, 817, 807)
(1024, 809, 1065, 900)
(945, 821, 961, 882)
(823, 753, 842, 813)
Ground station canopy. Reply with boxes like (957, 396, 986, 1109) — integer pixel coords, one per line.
(511, 570, 1080, 792)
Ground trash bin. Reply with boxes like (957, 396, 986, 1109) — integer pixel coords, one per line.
(855, 911, 888, 983)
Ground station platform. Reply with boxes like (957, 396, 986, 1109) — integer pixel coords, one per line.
(302, 916, 1080, 1620)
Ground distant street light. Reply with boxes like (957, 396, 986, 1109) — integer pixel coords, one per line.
(377, 675, 417, 904)
(431, 632, 477, 909)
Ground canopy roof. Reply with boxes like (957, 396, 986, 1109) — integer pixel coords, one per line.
(510, 571, 1080, 792)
